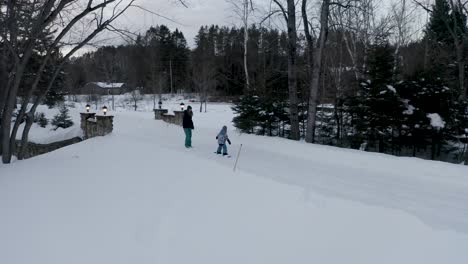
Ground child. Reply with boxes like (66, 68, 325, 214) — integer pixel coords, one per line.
(216, 125, 231, 156)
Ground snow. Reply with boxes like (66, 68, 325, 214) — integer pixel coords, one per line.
(1, 96, 468, 264)
(386, 85, 396, 93)
(402, 100, 415, 115)
(13, 105, 83, 144)
(403, 105, 415, 115)
(15, 123, 83, 144)
(427, 113, 446, 129)
(93, 82, 125, 89)
(318, 103, 334, 109)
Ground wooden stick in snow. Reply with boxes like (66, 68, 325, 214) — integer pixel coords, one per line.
(233, 144, 243, 172)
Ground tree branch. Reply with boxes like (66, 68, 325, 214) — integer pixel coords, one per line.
(272, 0, 289, 23)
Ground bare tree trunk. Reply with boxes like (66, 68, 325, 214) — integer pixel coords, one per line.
(392, 0, 407, 77)
(275, 0, 300, 140)
(464, 140, 468, 165)
(304, 0, 330, 143)
(243, 0, 250, 92)
(170, 59, 174, 96)
(229, 0, 252, 91)
(18, 113, 34, 160)
(342, 32, 360, 81)
(0, 53, 6, 155)
(456, 42, 466, 100)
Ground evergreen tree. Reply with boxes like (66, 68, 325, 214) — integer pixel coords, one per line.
(396, 73, 468, 160)
(425, 0, 454, 44)
(232, 95, 288, 136)
(51, 105, 74, 130)
(34, 112, 48, 128)
(43, 62, 65, 108)
(348, 40, 404, 153)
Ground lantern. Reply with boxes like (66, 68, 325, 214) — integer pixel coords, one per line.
(102, 106, 108, 115)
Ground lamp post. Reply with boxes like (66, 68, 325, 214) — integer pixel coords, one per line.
(85, 104, 91, 112)
(180, 102, 185, 111)
(102, 106, 108, 115)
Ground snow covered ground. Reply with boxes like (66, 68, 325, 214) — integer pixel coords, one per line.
(1, 96, 468, 264)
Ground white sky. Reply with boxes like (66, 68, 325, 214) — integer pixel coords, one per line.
(105, 0, 235, 47)
(72, 0, 429, 55)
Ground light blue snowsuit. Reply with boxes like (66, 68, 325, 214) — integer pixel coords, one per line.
(216, 126, 231, 155)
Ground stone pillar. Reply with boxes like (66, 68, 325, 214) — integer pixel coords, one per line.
(173, 110, 185, 126)
(154, 109, 168, 120)
(80, 112, 96, 139)
(96, 115, 114, 136)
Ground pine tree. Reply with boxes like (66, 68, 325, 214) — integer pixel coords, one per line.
(34, 112, 48, 128)
(348, 40, 404, 153)
(232, 96, 262, 133)
(51, 105, 74, 130)
(396, 73, 468, 160)
(425, 0, 453, 44)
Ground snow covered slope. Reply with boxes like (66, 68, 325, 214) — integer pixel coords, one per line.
(1, 104, 468, 264)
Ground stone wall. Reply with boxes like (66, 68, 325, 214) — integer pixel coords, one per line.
(15, 137, 83, 159)
(154, 109, 184, 126)
(81, 113, 114, 139)
(16, 113, 114, 160)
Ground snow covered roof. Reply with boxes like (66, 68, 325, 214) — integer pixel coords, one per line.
(92, 82, 125, 89)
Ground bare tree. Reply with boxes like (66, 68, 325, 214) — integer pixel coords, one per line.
(272, 0, 300, 140)
(227, 0, 254, 91)
(303, 0, 332, 143)
(130, 89, 143, 111)
(390, 0, 420, 77)
(0, 0, 136, 163)
(193, 64, 216, 113)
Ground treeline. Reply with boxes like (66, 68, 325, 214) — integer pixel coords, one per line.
(67, 24, 294, 98)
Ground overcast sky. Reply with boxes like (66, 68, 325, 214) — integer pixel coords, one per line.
(109, 0, 236, 47)
(77, 0, 428, 54)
